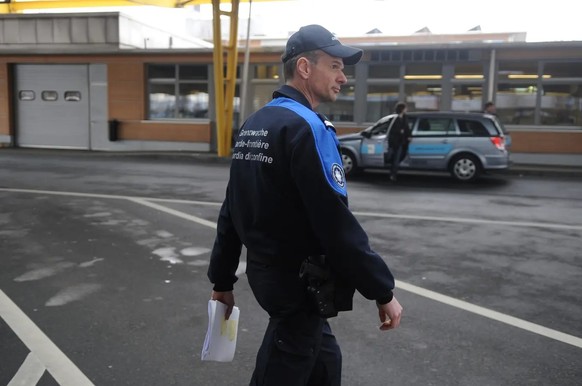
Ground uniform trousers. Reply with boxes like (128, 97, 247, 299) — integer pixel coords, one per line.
(388, 144, 404, 178)
(246, 259, 342, 386)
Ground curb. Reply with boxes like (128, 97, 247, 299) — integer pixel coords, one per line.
(500, 165, 582, 178)
(2, 148, 581, 178)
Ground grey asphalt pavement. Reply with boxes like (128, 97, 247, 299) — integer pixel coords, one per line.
(0, 148, 581, 386)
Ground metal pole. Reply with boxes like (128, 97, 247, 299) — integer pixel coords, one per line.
(211, 0, 225, 156)
(223, 0, 240, 157)
(487, 48, 496, 103)
(239, 0, 253, 123)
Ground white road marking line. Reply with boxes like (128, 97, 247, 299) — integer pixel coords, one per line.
(8, 352, 45, 386)
(396, 281, 582, 349)
(353, 211, 582, 231)
(1, 187, 580, 231)
(127, 197, 217, 229)
(2, 187, 582, 349)
(0, 289, 95, 386)
(0, 188, 221, 207)
(147, 197, 221, 207)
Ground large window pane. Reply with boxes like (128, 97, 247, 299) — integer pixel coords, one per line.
(452, 84, 483, 112)
(369, 64, 400, 79)
(342, 65, 356, 80)
(405, 83, 441, 111)
(497, 83, 537, 124)
(147, 64, 210, 120)
(178, 84, 209, 118)
(149, 83, 176, 118)
(252, 83, 276, 112)
(232, 85, 241, 130)
(318, 84, 356, 122)
(365, 84, 399, 121)
(149, 64, 175, 80)
(405, 63, 442, 78)
(254, 64, 280, 80)
(499, 61, 539, 80)
(541, 84, 582, 125)
(454, 63, 485, 79)
(179, 65, 208, 80)
(543, 62, 582, 79)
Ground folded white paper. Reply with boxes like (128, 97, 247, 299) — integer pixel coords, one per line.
(201, 300, 240, 362)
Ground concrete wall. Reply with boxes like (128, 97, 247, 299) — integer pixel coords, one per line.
(0, 12, 212, 51)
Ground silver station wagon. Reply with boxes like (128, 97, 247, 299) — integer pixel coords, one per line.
(338, 112, 511, 182)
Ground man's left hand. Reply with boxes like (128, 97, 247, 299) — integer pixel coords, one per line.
(211, 290, 235, 320)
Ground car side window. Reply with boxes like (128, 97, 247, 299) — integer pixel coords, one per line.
(370, 119, 392, 136)
(407, 116, 417, 130)
(414, 118, 452, 136)
(458, 119, 490, 136)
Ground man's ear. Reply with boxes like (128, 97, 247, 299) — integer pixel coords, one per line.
(295, 57, 311, 80)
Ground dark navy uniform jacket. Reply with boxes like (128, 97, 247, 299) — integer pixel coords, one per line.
(208, 85, 395, 304)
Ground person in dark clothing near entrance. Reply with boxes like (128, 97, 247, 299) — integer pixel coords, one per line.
(207, 24, 403, 386)
(483, 101, 497, 115)
(386, 101, 411, 181)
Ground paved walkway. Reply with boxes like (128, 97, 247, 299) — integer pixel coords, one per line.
(509, 152, 582, 177)
(512, 153, 582, 167)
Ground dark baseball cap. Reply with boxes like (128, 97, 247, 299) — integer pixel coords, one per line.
(282, 24, 363, 65)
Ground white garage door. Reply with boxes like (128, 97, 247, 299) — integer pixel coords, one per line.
(15, 64, 90, 149)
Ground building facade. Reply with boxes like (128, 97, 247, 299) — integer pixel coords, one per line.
(1, 12, 581, 155)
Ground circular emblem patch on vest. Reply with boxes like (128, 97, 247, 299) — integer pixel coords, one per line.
(331, 163, 345, 188)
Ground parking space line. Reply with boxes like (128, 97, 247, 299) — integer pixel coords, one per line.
(8, 352, 45, 386)
(0, 289, 94, 386)
(2, 187, 581, 350)
(1, 188, 579, 231)
(396, 281, 582, 349)
(0, 188, 139, 201)
(127, 197, 217, 229)
(0, 188, 221, 207)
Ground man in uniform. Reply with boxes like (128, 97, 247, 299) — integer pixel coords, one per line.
(208, 24, 403, 386)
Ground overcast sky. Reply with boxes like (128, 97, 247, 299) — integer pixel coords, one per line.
(28, 0, 582, 43)
(237, 0, 582, 42)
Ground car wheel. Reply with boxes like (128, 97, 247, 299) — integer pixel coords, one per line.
(341, 149, 359, 177)
(449, 154, 481, 182)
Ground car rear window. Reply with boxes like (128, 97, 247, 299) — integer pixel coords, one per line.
(493, 117, 509, 135)
(458, 119, 490, 136)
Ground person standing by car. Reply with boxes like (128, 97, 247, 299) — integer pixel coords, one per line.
(386, 101, 412, 182)
(207, 24, 403, 386)
(484, 101, 497, 115)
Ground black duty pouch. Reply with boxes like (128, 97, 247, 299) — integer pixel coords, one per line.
(299, 255, 355, 318)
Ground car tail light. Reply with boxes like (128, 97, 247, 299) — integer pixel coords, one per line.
(490, 136, 505, 150)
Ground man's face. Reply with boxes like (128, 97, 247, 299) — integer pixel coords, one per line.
(308, 52, 348, 105)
